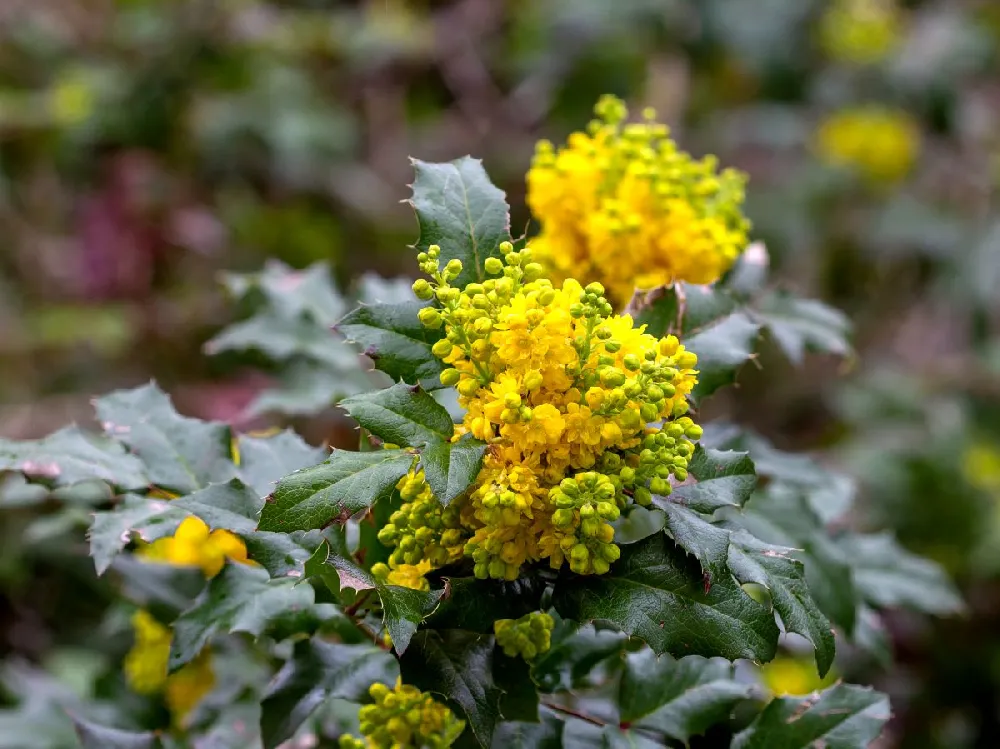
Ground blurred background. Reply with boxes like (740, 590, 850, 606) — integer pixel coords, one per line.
(0, 1, 999, 747)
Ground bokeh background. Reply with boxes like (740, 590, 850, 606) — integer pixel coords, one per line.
(1, 1, 999, 747)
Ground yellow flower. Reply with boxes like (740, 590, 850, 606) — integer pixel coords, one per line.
(339, 679, 465, 749)
(139, 516, 253, 578)
(124, 610, 215, 726)
(816, 107, 920, 185)
(819, 0, 902, 66)
(494, 611, 555, 661)
(760, 655, 837, 696)
(526, 95, 750, 305)
(963, 442, 1000, 495)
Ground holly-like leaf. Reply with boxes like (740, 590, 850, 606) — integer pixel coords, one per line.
(245, 360, 372, 418)
(660, 504, 731, 583)
(110, 556, 207, 618)
(89, 496, 187, 575)
(169, 563, 318, 670)
(0, 426, 147, 491)
(611, 505, 666, 544)
(242, 529, 327, 578)
(419, 435, 488, 506)
(259, 638, 397, 749)
(838, 532, 963, 615)
(340, 383, 455, 448)
(400, 629, 503, 748)
(206, 313, 359, 369)
(631, 283, 738, 339)
(171, 479, 263, 535)
(530, 621, 627, 694)
(337, 300, 445, 387)
(552, 533, 778, 663)
(669, 446, 757, 514)
(94, 383, 236, 494)
(756, 292, 851, 365)
(409, 157, 511, 288)
(219, 260, 347, 325)
(731, 683, 890, 749)
(258, 449, 414, 532)
(495, 654, 540, 724)
(71, 714, 158, 749)
(491, 711, 565, 748)
(324, 553, 443, 653)
(235, 430, 328, 497)
(617, 648, 753, 743)
(685, 313, 760, 400)
(427, 576, 545, 633)
(727, 531, 836, 677)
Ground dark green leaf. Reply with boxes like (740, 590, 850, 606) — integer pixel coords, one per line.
(756, 292, 851, 365)
(727, 532, 835, 677)
(610, 505, 666, 544)
(731, 683, 890, 749)
(661, 504, 731, 583)
(631, 283, 737, 338)
(531, 622, 627, 694)
(0, 426, 147, 491)
(410, 157, 511, 288)
(427, 577, 545, 633)
(246, 360, 372, 418)
(206, 313, 359, 369)
(324, 554, 443, 653)
(169, 563, 317, 670)
(419, 436, 488, 506)
(552, 533, 778, 663)
(618, 648, 753, 743)
(838, 532, 963, 615)
(491, 711, 564, 748)
(258, 449, 414, 532)
(94, 383, 236, 494)
(171, 479, 263, 535)
(260, 638, 397, 749)
(71, 714, 158, 749)
(340, 383, 454, 447)
(337, 300, 445, 387)
(111, 556, 207, 618)
(401, 629, 503, 748)
(220, 260, 347, 325)
(669, 446, 757, 513)
(89, 496, 186, 575)
(244, 529, 327, 578)
(685, 313, 760, 400)
(495, 653, 540, 723)
(236, 430, 328, 497)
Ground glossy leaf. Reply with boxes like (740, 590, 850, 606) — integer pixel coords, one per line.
(409, 157, 511, 288)
(668, 446, 757, 514)
(685, 313, 760, 400)
(89, 496, 186, 575)
(756, 292, 851, 365)
(71, 715, 158, 749)
(257, 449, 414, 532)
(419, 435, 488, 506)
(171, 479, 263, 535)
(340, 383, 454, 447)
(235, 430, 328, 498)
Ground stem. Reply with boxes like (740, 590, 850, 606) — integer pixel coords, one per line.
(344, 589, 374, 618)
(540, 701, 607, 728)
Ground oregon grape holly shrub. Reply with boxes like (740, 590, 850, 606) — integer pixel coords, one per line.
(0, 98, 961, 748)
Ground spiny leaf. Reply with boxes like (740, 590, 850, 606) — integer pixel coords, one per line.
(731, 683, 890, 749)
(219, 260, 347, 324)
(838, 531, 964, 615)
(242, 529, 327, 578)
(235, 429, 328, 498)
(94, 383, 236, 494)
(661, 504, 731, 583)
(171, 479, 263, 535)
(206, 313, 359, 369)
(552, 533, 778, 663)
(668, 446, 757, 514)
(245, 360, 372, 418)
(611, 505, 666, 544)
(70, 715, 158, 749)
(89, 496, 186, 575)
(426, 576, 545, 633)
(409, 157, 511, 288)
(419, 435, 488, 506)
(400, 629, 503, 748)
(0, 426, 147, 491)
(340, 383, 455, 447)
(755, 291, 851, 365)
(530, 621, 628, 694)
(337, 300, 445, 387)
(257, 449, 414, 532)
(727, 531, 836, 677)
(259, 638, 397, 749)
(685, 312, 760, 400)
(618, 648, 753, 743)
(323, 553, 443, 654)
(169, 563, 318, 671)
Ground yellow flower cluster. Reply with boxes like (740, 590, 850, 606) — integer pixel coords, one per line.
(525, 95, 750, 305)
(815, 107, 920, 184)
(759, 655, 837, 696)
(494, 611, 554, 661)
(139, 516, 252, 577)
(819, 0, 902, 65)
(339, 679, 465, 749)
(124, 610, 216, 725)
(376, 244, 701, 587)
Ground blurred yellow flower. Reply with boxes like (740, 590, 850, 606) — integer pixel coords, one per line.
(816, 107, 920, 184)
(963, 442, 1000, 495)
(139, 515, 253, 578)
(48, 72, 94, 127)
(819, 0, 903, 65)
(526, 95, 750, 306)
(760, 655, 837, 696)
